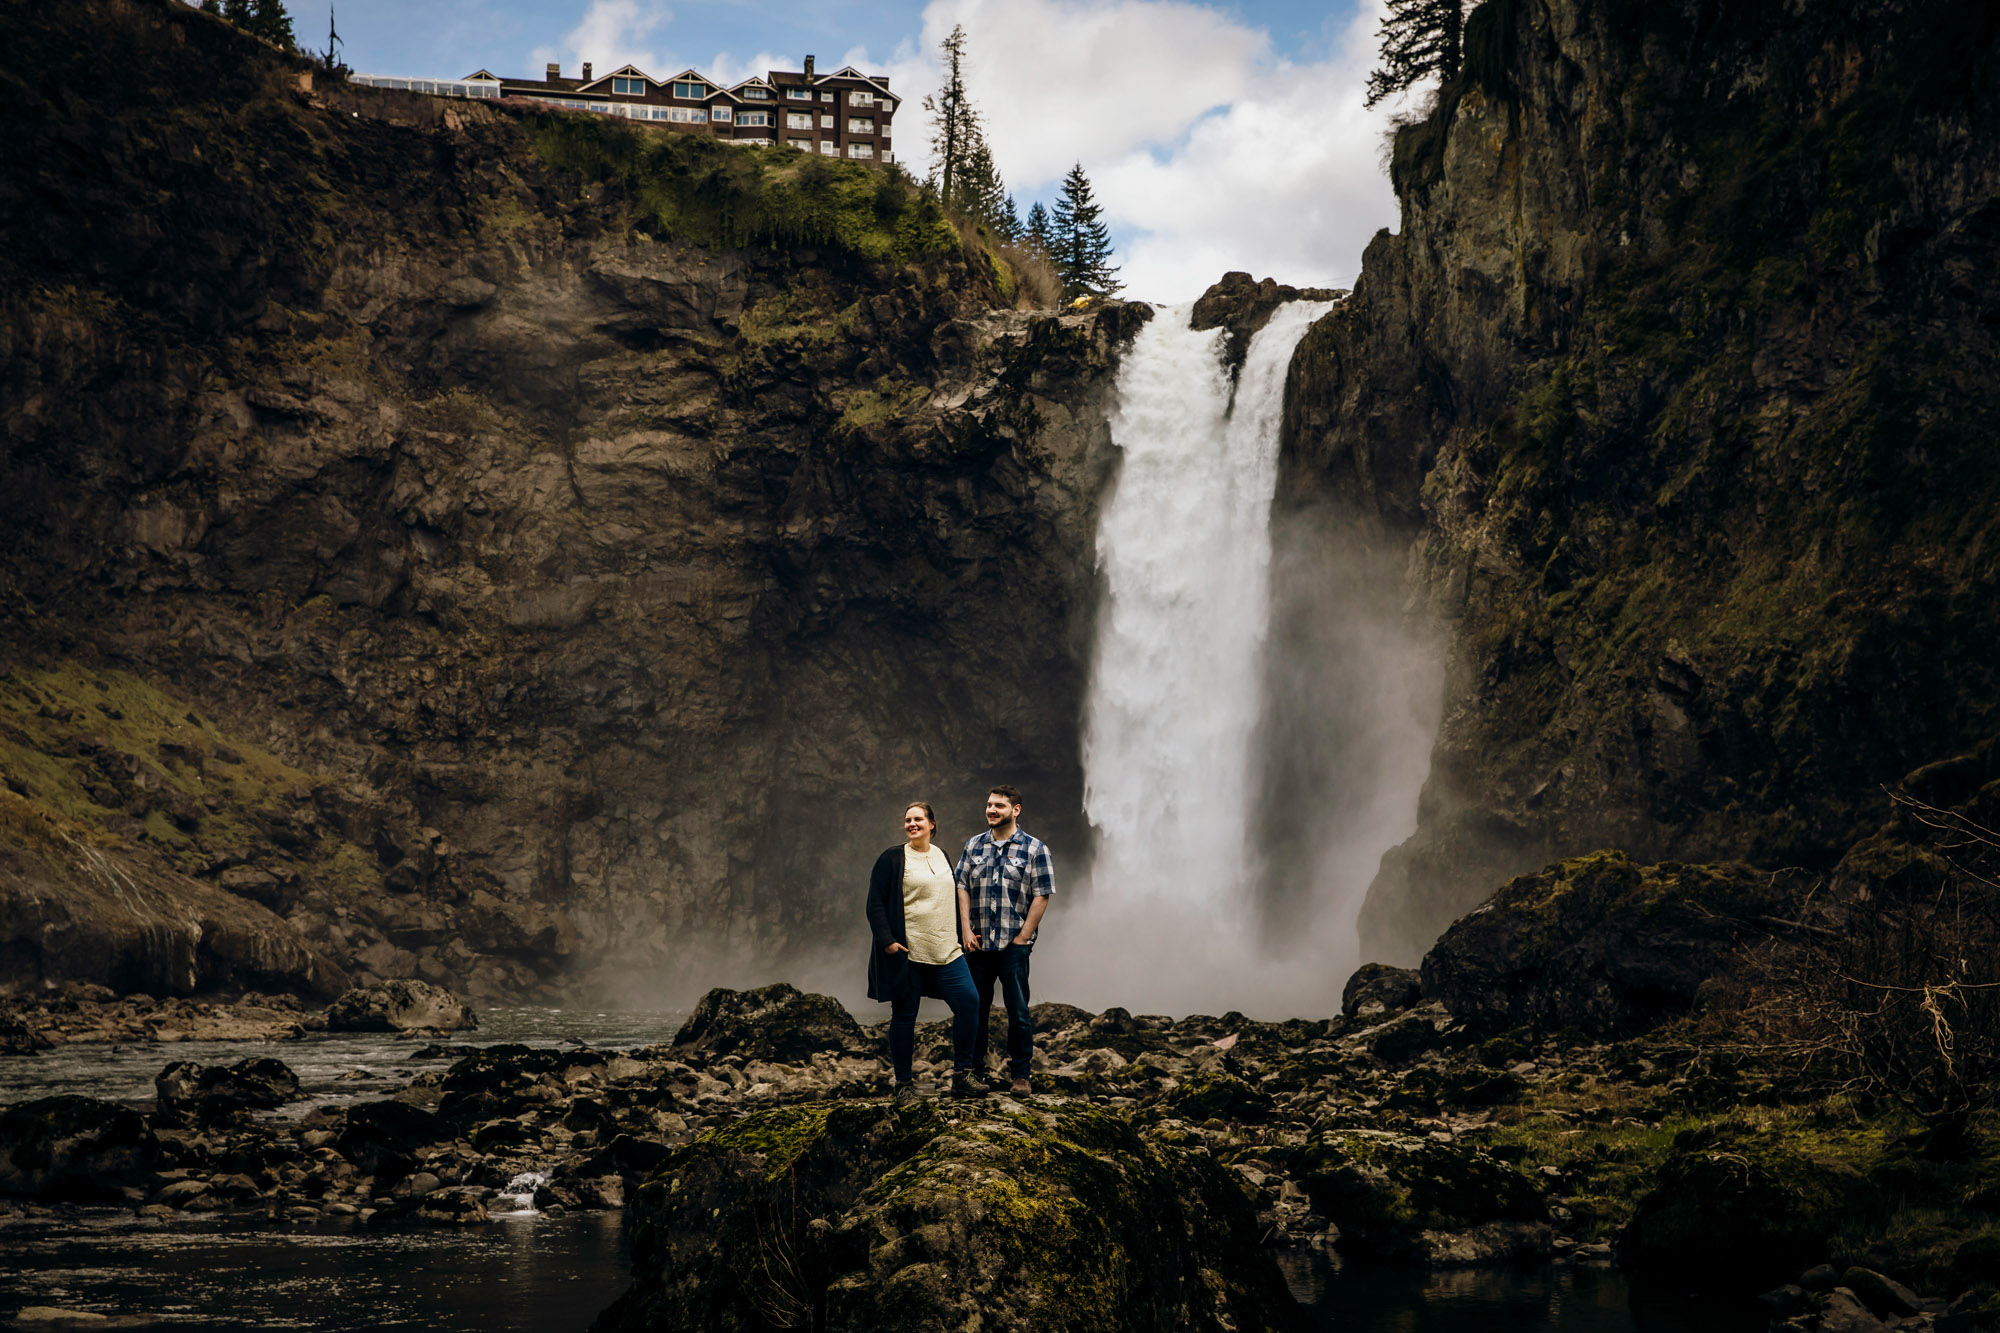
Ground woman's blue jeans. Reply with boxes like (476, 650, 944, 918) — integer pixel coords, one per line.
(888, 954, 980, 1082)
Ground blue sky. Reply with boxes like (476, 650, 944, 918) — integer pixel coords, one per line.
(325, 0, 1401, 301)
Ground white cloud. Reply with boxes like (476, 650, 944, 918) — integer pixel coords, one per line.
(530, 0, 673, 77)
(898, 0, 1401, 303)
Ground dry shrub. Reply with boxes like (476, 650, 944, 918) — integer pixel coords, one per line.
(996, 240, 1062, 308)
(1789, 790, 2000, 1151)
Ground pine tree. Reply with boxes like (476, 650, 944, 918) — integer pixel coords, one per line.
(246, 0, 295, 49)
(1365, 0, 1464, 107)
(997, 194, 1022, 243)
(923, 25, 982, 213)
(960, 135, 1009, 234)
(1050, 163, 1120, 299)
(1024, 201, 1052, 255)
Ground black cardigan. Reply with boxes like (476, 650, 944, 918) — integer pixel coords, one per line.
(864, 844, 965, 1003)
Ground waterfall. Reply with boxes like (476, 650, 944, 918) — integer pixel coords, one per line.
(1044, 299, 1438, 1017)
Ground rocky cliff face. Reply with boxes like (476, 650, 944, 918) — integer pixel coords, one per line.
(1276, 0, 2000, 961)
(0, 0, 1142, 1001)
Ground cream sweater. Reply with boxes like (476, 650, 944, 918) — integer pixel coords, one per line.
(901, 844, 962, 966)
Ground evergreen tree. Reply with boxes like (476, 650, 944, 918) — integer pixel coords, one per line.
(198, 0, 222, 13)
(1024, 201, 1053, 255)
(1365, 0, 1464, 107)
(997, 193, 1022, 243)
(1049, 163, 1120, 298)
(923, 25, 982, 213)
(221, 0, 250, 21)
(960, 135, 1009, 234)
(246, 0, 295, 49)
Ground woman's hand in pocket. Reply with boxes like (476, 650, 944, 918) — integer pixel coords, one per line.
(884, 942, 908, 954)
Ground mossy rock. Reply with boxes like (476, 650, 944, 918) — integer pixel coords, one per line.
(672, 983, 867, 1063)
(1422, 852, 1801, 1036)
(1621, 1132, 1882, 1288)
(1364, 1005, 1463, 1064)
(1300, 1129, 1547, 1259)
(598, 1100, 1306, 1332)
(1163, 1073, 1276, 1123)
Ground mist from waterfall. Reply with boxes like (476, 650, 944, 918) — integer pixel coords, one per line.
(1041, 301, 1440, 1018)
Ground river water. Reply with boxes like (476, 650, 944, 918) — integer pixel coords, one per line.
(1, 1009, 1761, 1331)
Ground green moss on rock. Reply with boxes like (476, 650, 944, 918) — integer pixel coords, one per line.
(599, 1100, 1305, 1333)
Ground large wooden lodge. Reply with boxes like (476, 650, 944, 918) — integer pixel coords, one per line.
(354, 55, 898, 162)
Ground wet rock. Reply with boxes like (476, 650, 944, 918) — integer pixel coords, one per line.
(1417, 1220, 1554, 1266)
(321, 979, 477, 1033)
(1841, 1267, 1921, 1318)
(671, 984, 867, 1064)
(0, 1095, 159, 1202)
(598, 1100, 1306, 1332)
(1621, 1133, 1880, 1288)
(335, 1101, 448, 1184)
(155, 1057, 300, 1122)
(1299, 1130, 1547, 1261)
(1342, 964, 1423, 1020)
(1190, 271, 1344, 375)
(1422, 853, 1802, 1036)
(1815, 1289, 1892, 1333)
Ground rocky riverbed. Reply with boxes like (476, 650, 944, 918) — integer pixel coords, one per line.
(5, 972, 1998, 1333)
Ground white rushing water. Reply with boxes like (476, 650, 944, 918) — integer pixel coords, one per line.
(1044, 300, 1435, 1016)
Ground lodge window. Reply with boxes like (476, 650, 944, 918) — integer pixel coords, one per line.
(786, 88, 811, 99)
(738, 111, 771, 126)
(668, 107, 707, 122)
(848, 143, 874, 159)
(671, 80, 708, 99)
(711, 106, 733, 121)
(788, 137, 812, 150)
(848, 91, 874, 107)
(820, 113, 834, 129)
(612, 76, 645, 95)
(787, 112, 813, 130)
(820, 91, 833, 102)
(741, 87, 771, 99)
(848, 118, 874, 135)
(819, 140, 837, 154)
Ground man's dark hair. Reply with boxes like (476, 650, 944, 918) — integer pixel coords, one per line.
(988, 784, 1023, 807)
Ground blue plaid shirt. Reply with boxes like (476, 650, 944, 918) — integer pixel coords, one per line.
(955, 828, 1056, 950)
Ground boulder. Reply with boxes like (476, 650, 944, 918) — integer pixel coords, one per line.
(1422, 852, 1802, 1035)
(1162, 1073, 1275, 1123)
(322, 979, 476, 1033)
(155, 1057, 300, 1122)
(1620, 1132, 1880, 1288)
(435, 1045, 620, 1124)
(335, 1100, 448, 1184)
(0, 1095, 158, 1201)
(595, 1101, 1307, 1333)
(1300, 1129, 1547, 1262)
(1342, 963, 1422, 1020)
(671, 984, 866, 1063)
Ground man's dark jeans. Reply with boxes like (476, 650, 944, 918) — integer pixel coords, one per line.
(967, 942, 1033, 1079)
